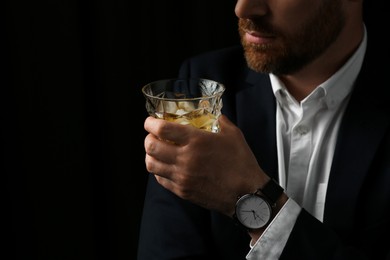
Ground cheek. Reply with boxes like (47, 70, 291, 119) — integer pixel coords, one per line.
(271, 1, 317, 32)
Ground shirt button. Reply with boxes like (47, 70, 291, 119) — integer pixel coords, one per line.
(295, 125, 309, 135)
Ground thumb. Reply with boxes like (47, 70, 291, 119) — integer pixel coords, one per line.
(218, 114, 236, 132)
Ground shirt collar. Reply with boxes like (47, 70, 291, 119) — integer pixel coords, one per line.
(271, 25, 367, 109)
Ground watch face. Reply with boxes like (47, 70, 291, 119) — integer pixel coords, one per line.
(235, 194, 272, 229)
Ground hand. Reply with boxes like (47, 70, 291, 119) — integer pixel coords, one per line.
(144, 115, 270, 217)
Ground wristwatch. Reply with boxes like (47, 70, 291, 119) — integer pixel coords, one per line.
(233, 178, 284, 230)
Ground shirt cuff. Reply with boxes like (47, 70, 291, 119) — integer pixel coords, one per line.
(246, 198, 301, 260)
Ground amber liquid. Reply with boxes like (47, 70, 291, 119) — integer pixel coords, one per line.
(156, 108, 218, 132)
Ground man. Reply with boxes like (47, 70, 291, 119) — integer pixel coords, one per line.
(138, 0, 389, 259)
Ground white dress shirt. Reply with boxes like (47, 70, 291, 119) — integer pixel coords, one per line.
(246, 26, 367, 260)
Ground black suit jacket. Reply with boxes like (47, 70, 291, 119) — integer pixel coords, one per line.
(137, 39, 390, 259)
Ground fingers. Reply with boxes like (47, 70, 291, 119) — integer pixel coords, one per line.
(144, 117, 189, 184)
(145, 132, 179, 162)
(145, 144, 185, 187)
(145, 152, 173, 176)
(216, 114, 235, 133)
(144, 116, 194, 145)
(154, 175, 175, 192)
(154, 175, 192, 201)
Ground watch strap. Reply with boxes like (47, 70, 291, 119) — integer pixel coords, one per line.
(257, 178, 284, 204)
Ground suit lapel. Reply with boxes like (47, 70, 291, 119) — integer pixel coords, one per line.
(234, 69, 279, 180)
(324, 46, 390, 229)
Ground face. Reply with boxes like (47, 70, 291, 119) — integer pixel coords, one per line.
(236, 0, 346, 75)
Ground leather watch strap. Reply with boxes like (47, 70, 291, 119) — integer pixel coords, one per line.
(258, 178, 284, 204)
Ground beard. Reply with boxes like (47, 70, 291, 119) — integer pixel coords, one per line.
(239, 0, 345, 75)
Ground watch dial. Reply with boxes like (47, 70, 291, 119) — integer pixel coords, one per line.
(236, 194, 272, 229)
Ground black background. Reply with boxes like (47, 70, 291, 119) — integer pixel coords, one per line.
(3, 1, 238, 259)
(3, 1, 384, 259)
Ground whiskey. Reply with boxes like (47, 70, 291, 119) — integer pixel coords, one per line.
(155, 108, 218, 132)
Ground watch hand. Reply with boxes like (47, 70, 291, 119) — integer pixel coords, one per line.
(244, 210, 258, 219)
(254, 212, 264, 221)
(241, 210, 258, 219)
(252, 210, 257, 220)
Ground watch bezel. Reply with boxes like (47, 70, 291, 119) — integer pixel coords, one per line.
(234, 193, 272, 230)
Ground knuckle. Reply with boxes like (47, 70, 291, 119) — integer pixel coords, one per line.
(155, 120, 171, 137)
(144, 135, 156, 154)
(144, 155, 154, 173)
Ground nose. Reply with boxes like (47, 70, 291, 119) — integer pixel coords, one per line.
(235, 0, 268, 19)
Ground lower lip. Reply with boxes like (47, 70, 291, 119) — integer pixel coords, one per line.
(245, 32, 273, 44)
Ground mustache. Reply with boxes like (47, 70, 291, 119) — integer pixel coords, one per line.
(238, 18, 276, 35)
